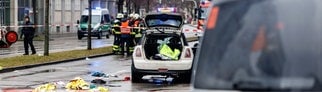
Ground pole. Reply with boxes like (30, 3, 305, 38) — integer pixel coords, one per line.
(32, 0, 38, 36)
(44, 0, 49, 56)
(87, 0, 92, 50)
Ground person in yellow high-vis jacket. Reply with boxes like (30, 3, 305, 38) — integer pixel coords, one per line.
(112, 13, 124, 54)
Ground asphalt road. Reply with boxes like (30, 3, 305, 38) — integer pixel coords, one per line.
(0, 50, 196, 91)
(0, 24, 199, 59)
(0, 24, 200, 91)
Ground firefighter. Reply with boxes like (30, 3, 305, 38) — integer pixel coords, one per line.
(21, 16, 36, 55)
(133, 14, 143, 44)
(128, 14, 137, 53)
(119, 15, 132, 56)
(112, 13, 124, 54)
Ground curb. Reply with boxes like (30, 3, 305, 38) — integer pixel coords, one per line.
(0, 53, 113, 73)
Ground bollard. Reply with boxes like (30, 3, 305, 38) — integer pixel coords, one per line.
(56, 26, 60, 33)
(66, 26, 70, 32)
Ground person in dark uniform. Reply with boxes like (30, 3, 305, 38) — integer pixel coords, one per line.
(20, 16, 36, 55)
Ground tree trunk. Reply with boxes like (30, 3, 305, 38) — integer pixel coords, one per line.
(87, 0, 92, 50)
(44, 0, 49, 56)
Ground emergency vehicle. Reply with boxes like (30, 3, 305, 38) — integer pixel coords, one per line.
(131, 13, 194, 83)
(77, 8, 112, 40)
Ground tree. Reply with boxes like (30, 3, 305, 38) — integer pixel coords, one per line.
(87, 0, 92, 50)
(44, 0, 49, 56)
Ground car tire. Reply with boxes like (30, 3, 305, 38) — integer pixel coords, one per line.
(78, 35, 83, 40)
(98, 32, 102, 39)
(179, 70, 192, 83)
(131, 62, 144, 83)
(106, 34, 110, 39)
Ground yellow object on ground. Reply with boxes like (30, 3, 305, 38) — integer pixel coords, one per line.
(33, 83, 56, 92)
(65, 77, 90, 90)
(90, 86, 109, 92)
(0, 66, 2, 70)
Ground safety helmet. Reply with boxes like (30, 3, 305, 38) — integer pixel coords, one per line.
(116, 13, 124, 19)
(133, 14, 140, 19)
(113, 20, 120, 24)
(129, 13, 135, 18)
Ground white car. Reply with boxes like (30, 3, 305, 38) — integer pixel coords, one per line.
(131, 13, 194, 83)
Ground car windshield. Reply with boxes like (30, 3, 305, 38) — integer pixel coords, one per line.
(194, 0, 322, 91)
(80, 15, 101, 24)
(146, 19, 181, 27)
(145, 14, 183, 28)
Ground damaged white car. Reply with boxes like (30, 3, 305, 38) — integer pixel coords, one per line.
(131, 13, 194, 83)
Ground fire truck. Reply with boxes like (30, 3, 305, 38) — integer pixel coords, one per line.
(0, 27, 18, 48)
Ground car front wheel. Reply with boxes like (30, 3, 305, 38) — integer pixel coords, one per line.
(131, 63, 144, 83)
(78, 35, 83, 40)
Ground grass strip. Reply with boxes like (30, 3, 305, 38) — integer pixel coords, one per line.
(0, 46, 112, 68)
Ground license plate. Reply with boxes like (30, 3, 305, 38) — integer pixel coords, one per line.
(158, 68, 168, 72)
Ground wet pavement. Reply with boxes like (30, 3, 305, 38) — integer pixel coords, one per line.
(0, 24, 198, 59)
(0, 55, 191, 91)
(0, 24, 200, 91)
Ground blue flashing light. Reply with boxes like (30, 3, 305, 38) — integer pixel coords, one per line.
(95, 7, 101, 9)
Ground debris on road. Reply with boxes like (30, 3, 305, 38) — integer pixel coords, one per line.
(65, 77, 90, 90)
(91, 71, 118, 78)
(90, 86, 109, 92)
(124, 76, 130, 81)
(91, 79, 107, 84)
(86, 57, 91, 60)
(33, 83, 56, 92)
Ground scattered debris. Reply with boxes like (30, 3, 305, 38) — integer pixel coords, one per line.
(65, 77, 90, 90)
(33, 83, 56, 92)
(91, 71, 118, 78)
(91, 79, 107, 84)
(91, 72, 107, 77)
(86, 57, 90, 60)
(124, 76, 131, 81)
(90, 86, 109, 92)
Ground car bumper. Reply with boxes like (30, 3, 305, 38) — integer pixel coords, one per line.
(133, 59, 193, 70)
(78, 31, 100, 36)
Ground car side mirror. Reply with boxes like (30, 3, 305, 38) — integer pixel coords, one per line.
(77, 20, 80, 24)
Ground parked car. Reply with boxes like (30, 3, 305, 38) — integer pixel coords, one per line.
(131, 13, 194, 83)
(192, 0, 322, 91)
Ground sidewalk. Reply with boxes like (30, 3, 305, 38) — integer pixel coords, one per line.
(0, 34, 114, 59)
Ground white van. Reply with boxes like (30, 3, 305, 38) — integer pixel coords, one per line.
(77, 8, 112, 40)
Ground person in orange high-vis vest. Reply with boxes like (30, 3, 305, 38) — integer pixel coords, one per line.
(120, 17, 132, 56)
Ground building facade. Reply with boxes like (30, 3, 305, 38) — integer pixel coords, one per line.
(0, 0, 117, 34)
